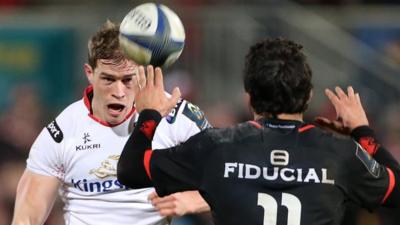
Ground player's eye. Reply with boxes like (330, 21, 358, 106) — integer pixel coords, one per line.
(122, 77, 133, 87)
(123, 77, 132, 83)
(102, 77, 114, 83)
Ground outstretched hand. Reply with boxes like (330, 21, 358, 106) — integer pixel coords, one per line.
(134, 65, 181, 117)
(315, 86, 369, 134)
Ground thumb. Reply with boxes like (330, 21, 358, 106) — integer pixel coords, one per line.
(314, 116, 332, 126)
(170, 87, 181, 105)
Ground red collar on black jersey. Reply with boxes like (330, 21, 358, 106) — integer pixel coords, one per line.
(83, 85, 136, 127)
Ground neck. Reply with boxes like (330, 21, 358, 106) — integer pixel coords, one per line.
(254, 113, 303, 122)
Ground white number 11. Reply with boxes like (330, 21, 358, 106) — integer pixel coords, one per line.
(257, 192, 302, 225)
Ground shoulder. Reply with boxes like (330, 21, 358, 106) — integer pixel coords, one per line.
(45, 99, 86, 143)
(164, 99, 210, 130)
(205, 121, 259, 144)
(304, 126, 359, 158)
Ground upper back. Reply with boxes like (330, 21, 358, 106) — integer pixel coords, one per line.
(200, 119, 369, 225)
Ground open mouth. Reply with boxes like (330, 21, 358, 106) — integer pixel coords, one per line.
(108, 103, 125, 114)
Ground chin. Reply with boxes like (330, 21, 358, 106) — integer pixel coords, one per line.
(107, 117, 124, 125)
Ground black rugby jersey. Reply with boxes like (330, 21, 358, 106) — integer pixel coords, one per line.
(118, 110, 399, 225)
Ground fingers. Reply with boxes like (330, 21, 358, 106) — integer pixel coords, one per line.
(325, 88, 340, 105)
(150, 194, 175, 205)
(314, 116, 332, 126)
(324, 88, 341, 117)
(170, 87, 181, 105)
(148, 191, 158, 201)
(347, 86, 355, 99)
(335, 86, 347, 100)
(149, 194, 182, 216)
(154, 67, 164, 90)
(137, 66, 146, 90)
(146, 65, 154, 88)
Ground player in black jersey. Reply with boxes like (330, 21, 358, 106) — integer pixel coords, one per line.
(117, 38, 400, 225)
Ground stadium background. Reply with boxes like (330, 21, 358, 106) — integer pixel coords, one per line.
(1, 0, 400, 224)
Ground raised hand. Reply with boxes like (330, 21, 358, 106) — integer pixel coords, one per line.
(315, 86, 369, 134)
(134, 65, 181, 117)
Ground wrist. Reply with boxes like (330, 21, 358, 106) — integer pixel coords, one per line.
(350, 125, 380, 155)
(350, 125, 375, 142)
(136, 109, 162, 140)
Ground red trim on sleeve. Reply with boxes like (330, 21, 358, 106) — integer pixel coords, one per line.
(359, 137, 380, 156)
(382, 167, 396, 204)
(140, 120, 157, 140)
(248, 121, 262, 129)
(298, 124, 315, 133)
(143, 149, 153, 180)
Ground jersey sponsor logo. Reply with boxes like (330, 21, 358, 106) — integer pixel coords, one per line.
(71, 178, 129, 192)
(224, 150, 335, 184)
(71, 155, 129, 193)
(83, 132, 91, 144)
(223, 162, 335, 184)
(355, 143, 380, 177)
(182, 102, 210, 130)
(166, 99, 183, 124)
(75, 132, 101, 151)
(46, 120, 63, 143)
(89, 155, 119, 179)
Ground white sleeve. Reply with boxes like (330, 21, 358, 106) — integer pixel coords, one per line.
(152, 100, 210, 149)
(26, 120, 64, 179)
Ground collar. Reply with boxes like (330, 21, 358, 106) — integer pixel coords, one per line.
(252, 118, 315, 133)
(83, 85, 136, 127)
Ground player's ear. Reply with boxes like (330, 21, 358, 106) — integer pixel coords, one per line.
(244, 92, 255, 116)
(84, 63, 94, 84)
(307, 89, 313, 104)
(244, 92, 250, 105)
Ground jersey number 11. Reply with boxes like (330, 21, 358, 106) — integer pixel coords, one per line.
(257, 192, 301, 225)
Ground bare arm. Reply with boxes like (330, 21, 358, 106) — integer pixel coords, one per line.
(149, 191, 211, 216)
(12, 170, 60, 225)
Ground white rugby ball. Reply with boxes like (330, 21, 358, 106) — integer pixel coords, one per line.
(119, 3, 185, 68)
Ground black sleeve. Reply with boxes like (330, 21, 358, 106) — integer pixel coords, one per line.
(150, 130, 214, 197)
(117, 109, 215, 197)
(117, 109, 162, 188)
(351, 126, 400, 207)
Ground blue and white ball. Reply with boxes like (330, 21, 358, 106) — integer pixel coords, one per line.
(119, 3, 185, 68)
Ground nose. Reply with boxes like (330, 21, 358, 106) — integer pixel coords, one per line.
(112, 81, 126, 99)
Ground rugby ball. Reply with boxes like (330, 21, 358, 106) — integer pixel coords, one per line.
(119, 3, 185, 68)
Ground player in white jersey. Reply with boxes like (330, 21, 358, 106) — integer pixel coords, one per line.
(12, 21, 211, 225)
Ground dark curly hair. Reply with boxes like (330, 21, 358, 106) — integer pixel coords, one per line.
(244, 37, 313, 116)
(87, 21, 126, 69)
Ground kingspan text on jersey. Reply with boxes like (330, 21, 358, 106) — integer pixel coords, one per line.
(71, 178, 129, 192)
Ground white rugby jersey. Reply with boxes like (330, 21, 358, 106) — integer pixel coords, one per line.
(26, 86, 210, 225)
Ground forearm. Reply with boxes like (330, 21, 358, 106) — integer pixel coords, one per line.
(351, 126, 400, 207)
(12, 202, 50, 225)
(351, 126, 399, 168)
(117, 109, 162, 188)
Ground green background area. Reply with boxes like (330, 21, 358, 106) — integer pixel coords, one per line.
(0, 27, 76, 111)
